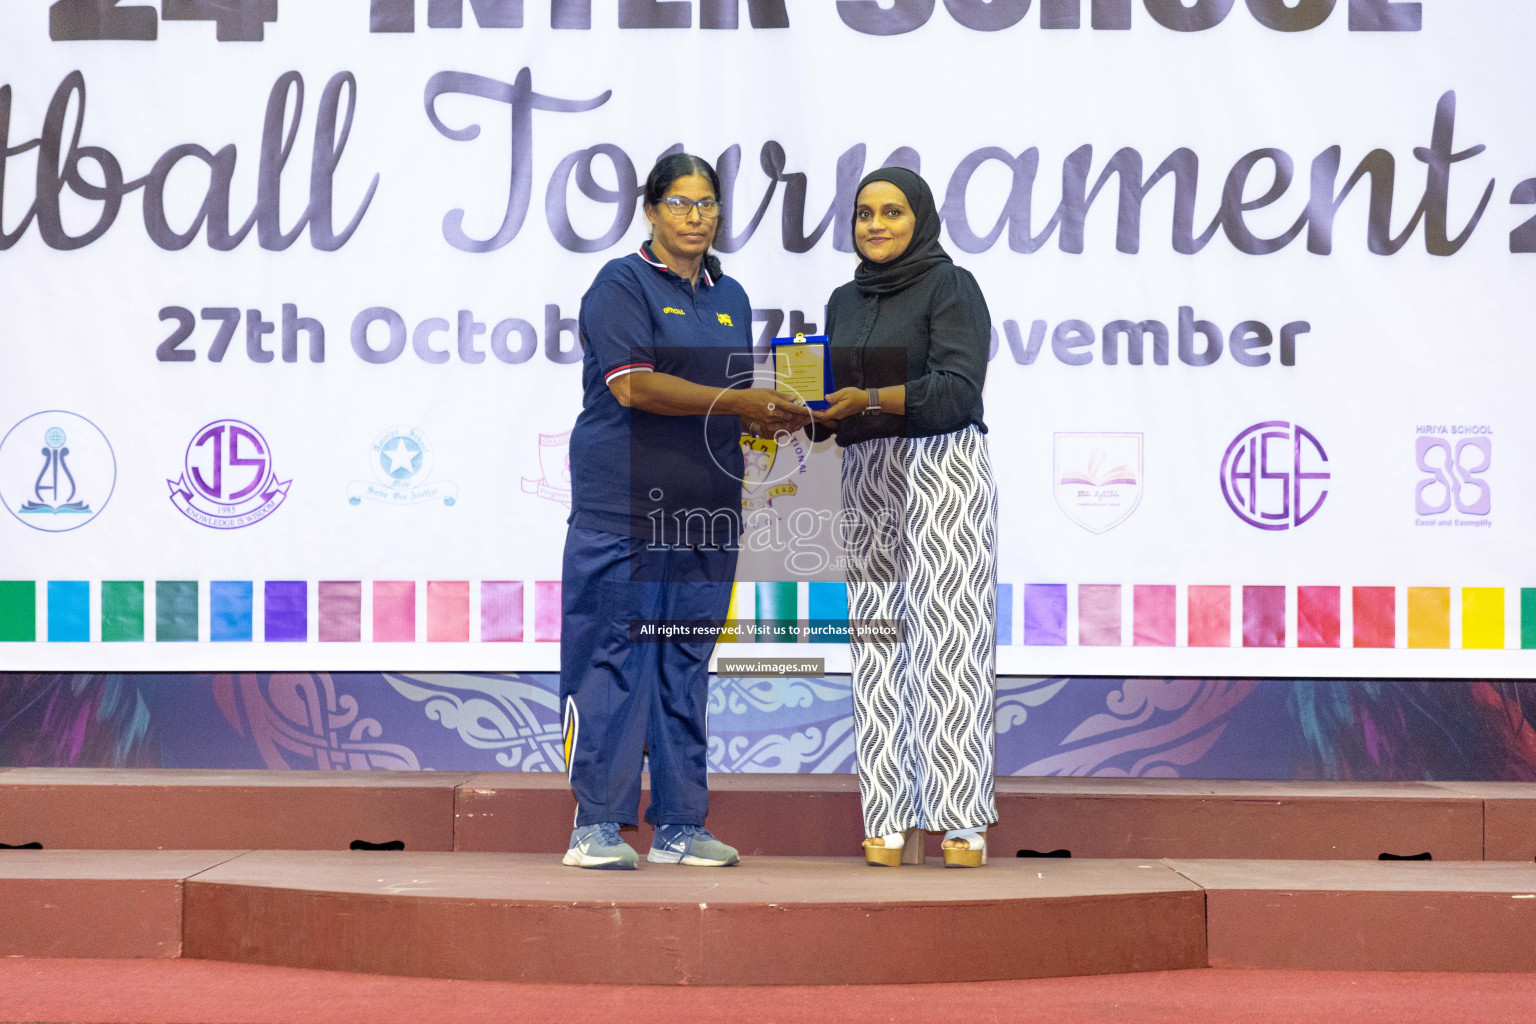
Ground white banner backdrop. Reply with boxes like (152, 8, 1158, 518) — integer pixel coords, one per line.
(2, 0, 1534, 676)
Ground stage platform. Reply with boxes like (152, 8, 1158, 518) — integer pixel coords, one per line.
(2, 769, 1534, 983)
(2, 769, 1528, 860)
(184, 853, 1205, 984)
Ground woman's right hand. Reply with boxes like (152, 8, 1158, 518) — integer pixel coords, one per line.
(732, 389, 812, 432)
(811, 387, 870, 424)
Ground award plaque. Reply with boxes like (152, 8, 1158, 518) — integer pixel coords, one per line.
(770, 333, 833, 409)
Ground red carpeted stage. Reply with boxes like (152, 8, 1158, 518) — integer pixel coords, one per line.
(3, 769, 1536, 984)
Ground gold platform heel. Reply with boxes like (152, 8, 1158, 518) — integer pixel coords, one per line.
(941, 828, 987, 868)
(864, 827, 924, 866)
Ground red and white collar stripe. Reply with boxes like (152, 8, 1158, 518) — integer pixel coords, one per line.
(639, 243, 713, 287)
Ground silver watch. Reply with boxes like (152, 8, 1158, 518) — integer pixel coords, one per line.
(864, 388, 881, 415)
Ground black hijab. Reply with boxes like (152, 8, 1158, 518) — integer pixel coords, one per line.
(851, 168, 952, 296)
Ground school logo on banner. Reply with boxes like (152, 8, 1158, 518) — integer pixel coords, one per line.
(521, 430, 572, 509)
(0, 410, 116, 532)
(1053, 432, 1142, 534)
(1414, 426, 1492, 529)
(741, 433, 802, 512)
(168, 419, 290, 529)
(349, 426, 458, 507)
(1220, 421, 1329, 530)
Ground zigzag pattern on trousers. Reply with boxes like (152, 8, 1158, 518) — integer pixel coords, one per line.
(842, 426, 998, 837)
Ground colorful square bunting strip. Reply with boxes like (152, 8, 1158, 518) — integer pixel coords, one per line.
(0, 581, 1532, 650)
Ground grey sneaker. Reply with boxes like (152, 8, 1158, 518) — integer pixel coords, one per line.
(648, 824, 740, 866)
(563, 822, 638, 870)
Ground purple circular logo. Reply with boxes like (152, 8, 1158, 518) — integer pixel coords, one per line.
(1220, 421, 1329, 531)
(168, 419, 290, 529)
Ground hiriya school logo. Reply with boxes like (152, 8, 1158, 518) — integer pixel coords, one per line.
(1054, 432, 1142, 534)
(741, 433, 803, 512)
(1415, 427, 1492, 528)
(522, 430, 572, 509)
(349, 426, 458, 507)
(0, 411, 116, 532)
(168, 419, 290, 529)
(1220, 421, 1330, 531)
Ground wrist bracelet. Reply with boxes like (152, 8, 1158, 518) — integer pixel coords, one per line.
(864, 388, 881, 416)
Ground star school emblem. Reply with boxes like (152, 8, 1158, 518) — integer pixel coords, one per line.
(717, 313, 734, 327)
(347, 426, 458, 507)
(1053, 432, 1143, 535)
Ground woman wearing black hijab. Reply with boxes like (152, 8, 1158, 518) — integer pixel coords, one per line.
(812, 168, 998, 868)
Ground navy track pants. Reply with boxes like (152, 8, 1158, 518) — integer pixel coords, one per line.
(560, 526, 736, 828)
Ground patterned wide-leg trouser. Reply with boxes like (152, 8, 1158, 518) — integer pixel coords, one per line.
(841, 425, 999, 838)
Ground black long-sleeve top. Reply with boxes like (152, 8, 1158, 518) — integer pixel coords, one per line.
(822, 262, 991, 447)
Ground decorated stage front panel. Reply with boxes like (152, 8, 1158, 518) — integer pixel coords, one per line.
(2, 3, 1536, 675)
(4, 672, 1535, 782)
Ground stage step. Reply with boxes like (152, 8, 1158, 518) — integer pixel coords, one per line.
(990, 778, 1488, 862)
(5, 850, 1536, 981)
(1431, 782, 1536, 860)
(0, 850, 241, 958)
(457, 774, 1495, 861)
(1, 769, 1530, 861)
(0, 768, 469, 851)
(1172, 859, 1536, 972)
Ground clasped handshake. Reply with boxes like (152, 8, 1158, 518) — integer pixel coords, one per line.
(733, 387, 872, 438)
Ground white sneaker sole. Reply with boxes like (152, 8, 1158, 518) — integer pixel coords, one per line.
(563, 849, 637, 870)
(647, 847, 739, 866)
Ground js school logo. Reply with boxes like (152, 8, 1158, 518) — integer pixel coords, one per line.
(348, 426, 458, 507)
(168, 419, 290, 529)
(0, 410, 116, 532)
(1053, 432, 1143, 535)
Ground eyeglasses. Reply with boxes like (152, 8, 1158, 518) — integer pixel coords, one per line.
(660, 196, 721, 219)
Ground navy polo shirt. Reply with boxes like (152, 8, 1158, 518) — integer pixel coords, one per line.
(568, 244, 751, 547)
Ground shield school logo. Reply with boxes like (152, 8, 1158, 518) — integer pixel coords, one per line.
(522, 430, 572, 509)
(0, 410, 117, 532)
(168, 419, 290, 529)
(1053, 432, 1143, 535)
(741, 434, 799, 511)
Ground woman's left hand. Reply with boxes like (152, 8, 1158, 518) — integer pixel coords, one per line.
(812, 387, 869, 424)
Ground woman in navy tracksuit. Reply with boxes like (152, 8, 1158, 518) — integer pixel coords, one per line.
(559, 154, 807, 869)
